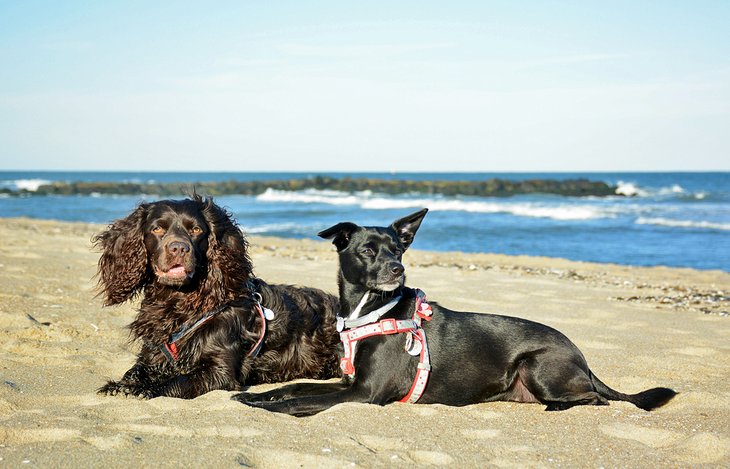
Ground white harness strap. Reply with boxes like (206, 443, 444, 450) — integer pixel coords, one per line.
(337, 292, 402, 375)
(399, 328, 431, 403)
(339, 318, 418, 374)
(338, 289, 433, 403)
(399, 290, 432, 403)
(337, 293, 403, 331)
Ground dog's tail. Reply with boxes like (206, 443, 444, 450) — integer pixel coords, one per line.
(590, 373, 676, 411)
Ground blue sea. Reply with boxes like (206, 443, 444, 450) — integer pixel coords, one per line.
(1, 171, 728, 272)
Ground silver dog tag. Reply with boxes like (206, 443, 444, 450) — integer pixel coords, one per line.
(263, 307, 275, 320)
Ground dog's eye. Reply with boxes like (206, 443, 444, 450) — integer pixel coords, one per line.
(361, 247, 375, 257)
(151, 226, 165, 235)
(190, 226, 203, 235)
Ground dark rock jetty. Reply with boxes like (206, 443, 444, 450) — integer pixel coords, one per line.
(2, 175, 620, 198)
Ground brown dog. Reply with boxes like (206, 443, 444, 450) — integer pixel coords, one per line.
(94, 194, 341, 398)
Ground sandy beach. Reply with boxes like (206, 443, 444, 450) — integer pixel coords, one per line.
(1, 217, 728, 468)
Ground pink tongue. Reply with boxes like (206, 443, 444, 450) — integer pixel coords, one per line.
(167, 266, 186, 276)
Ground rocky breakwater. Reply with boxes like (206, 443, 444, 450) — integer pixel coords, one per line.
(3, 176, 621, 198)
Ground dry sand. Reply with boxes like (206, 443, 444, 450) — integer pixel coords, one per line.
(1, 217, 729, 468)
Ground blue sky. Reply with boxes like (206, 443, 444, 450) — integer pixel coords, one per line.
(1, 1, 728, 171)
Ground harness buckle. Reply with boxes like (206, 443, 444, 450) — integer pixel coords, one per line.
(379, 318, 399, 334)
(160, 341, 179, 363)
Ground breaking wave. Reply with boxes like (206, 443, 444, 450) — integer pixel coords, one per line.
(635, 217, 730, 231)
(243, 222, 314, 235)
(256, 188, 608, 221)
(614, 181, 714, 200)
(0, 178, 52, 192)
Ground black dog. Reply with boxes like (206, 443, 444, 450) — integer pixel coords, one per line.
(93, 194, 341, 399)
(233, 208, 676, 416)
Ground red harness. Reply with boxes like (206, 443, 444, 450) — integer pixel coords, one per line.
(160, 305, 227, 363)
(339, 289, 433, 403)
(159, 297, 272, 364)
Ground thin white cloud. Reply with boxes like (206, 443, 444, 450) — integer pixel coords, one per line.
(244, 20, 491, 41)
(40, 40, 98, 52)
(161, 72, 248, 88)
(218, 58, 284, 68)
(516, 53, 632, 68)
(276, 42, 455, 58)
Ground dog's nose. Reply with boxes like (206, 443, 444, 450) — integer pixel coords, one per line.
(167, 241, 191, 255)
(389, 263, 404, 276)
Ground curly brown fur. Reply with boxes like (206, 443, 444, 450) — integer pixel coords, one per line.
(93, 194, 341, 399)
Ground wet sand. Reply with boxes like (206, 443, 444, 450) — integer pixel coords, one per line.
(1, 217, 728, 467)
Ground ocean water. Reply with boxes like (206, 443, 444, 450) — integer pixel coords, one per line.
(1, 171, 728, 272)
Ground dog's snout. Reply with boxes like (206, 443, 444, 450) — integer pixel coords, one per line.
(167, 240, 191, 255)
(389, 262, 404, 276)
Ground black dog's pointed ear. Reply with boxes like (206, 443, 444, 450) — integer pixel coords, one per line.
(391, 208, 428, 251)
(318, 222, 360, 251)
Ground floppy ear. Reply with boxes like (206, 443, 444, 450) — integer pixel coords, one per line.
(92, 203, 150, 306)
(391, 208, 428, 251)
(318, 222, 360, 251)
(197, 196, 254, 309)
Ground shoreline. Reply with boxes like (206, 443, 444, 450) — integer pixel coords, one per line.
(248, 228, 730, 318)
(1, 217, 729, 467)
(3, 216, 729, 317)
(4, 214, 730, 274)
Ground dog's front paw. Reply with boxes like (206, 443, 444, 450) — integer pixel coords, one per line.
(98, 380, 157, 399)
(230, 394, 305, 415)
(98, 380, 125, 396)
(232, 390, 288, 403)
(231, 392, 270, 406)
(231, 392, 254, 403)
